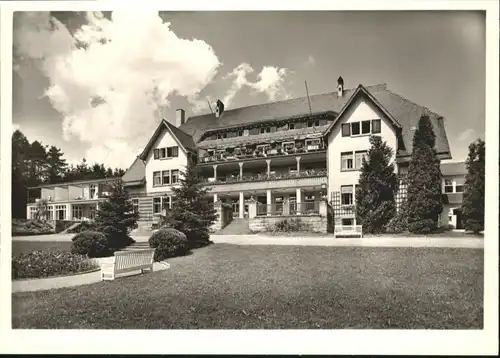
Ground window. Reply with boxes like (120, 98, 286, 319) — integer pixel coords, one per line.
(283, 142, 295, 152)
(162, 170, 170, 185)
(307, 119, 320, 127)
(171, 170, 179, 184)
(289, 123, 295, 130)
(72, 205, 83, 220)
(341, 185, 354, 205)
(55, 205, 67, 220)
(455, 184, 464, 193)
(29, 207, 37, 220)
(361, 120, 371, 134)
(355, 151, 368, 169)
(238, 130, 244, 137)
(90, 184, 97, 199)
(131, 199, 139, 214)
(305, 195, 315, 201)
(351, 122, 360, 135)
(153, 171, 162, 186)
(341, 123, 350, 137)
(162, 196, 171, 210)
(155, 146, 179, 159)
(341, 152, 354, 171)
(153, 197, 162, 214)
(217, 133, 227, 140)
(167, 146, 178, 157)
(260, 127, 271, 134)
(89, 205, 96, 220)
(444, 179, 454, 193)
(243, 129, 249, 136)
(47, 206, 54, 220)
(372, 119, 381, 134)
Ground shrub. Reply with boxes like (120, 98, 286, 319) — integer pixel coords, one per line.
(11, 219, 54, 236)
(12, 251, 98, 279)
(268, 218, 309, 233)
(67, 221, 98, 233)
(385, 215, 407, 234)
(149, 228, 190, 261)
(71, 231, 110, 258)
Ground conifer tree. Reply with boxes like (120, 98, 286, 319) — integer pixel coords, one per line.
(95, 179, 138, 250)
(461, 139, 485, 234)
(163, 165, 217, 248)
(355, 135, 398, 233)
(406, 115, 443, 233)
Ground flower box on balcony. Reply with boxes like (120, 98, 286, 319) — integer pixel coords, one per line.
(268, 149, 278, 155)
(307, 145, 320, 151)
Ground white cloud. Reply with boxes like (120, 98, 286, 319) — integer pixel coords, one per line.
(14, 11, 221, 168)
(221, 63, 290, 107)
(305, 55, 316, 66)
(12, 123, 21, 133)
(458, 128, 476, 142)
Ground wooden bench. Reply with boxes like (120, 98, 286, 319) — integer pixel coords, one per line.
(101, 249, 155, 281)
(333, 225, 363, 238)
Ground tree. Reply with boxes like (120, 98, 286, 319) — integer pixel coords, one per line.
(162, 165, 217, 248)
(12, 130, 30, 218)
(94, 180, 138, 250)
(355, 136, 398, 233)
(44, 146, 67, 183)
(35, 199, 49, 221)
(26, 140, 47, 186)
(461, 139, 485, 234)
(406, 115, 443, 233)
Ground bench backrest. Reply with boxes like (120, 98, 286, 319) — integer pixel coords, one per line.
(114, 249, 155, 271)
(336, 225, 363, 233)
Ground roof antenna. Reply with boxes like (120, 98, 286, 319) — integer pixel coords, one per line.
(207, 98, 214, 114)
(305, 80, 318, 133)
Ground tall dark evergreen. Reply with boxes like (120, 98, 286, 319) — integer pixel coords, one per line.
(44, 146, 67, 183)
(12, 130, 30, 218)
(406, 115, 443, 233)
(355, 136, 398, 233)
(163, 165, 217, 248)
(26, 140, 47, 186)
(461, 139, 485, 234)
(95, 180, 138, 250)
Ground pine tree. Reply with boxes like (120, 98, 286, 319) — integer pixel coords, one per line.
(355, 135, 398, 233)
(406, 115, 443, 233)
(95, 179, 139, 250)
(461, 139, 485, 234)
(12, 130, 30, 218)
(163, 165, 217, 248)
(44, 146, 67, 184)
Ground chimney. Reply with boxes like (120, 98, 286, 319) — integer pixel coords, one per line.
(175, 109, 185, 127)
(337, 76, 344, 97)
(215, 99, 225, 118)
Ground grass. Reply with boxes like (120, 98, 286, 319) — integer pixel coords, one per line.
(12, 241, 73, 256)
(12, 244, 483, 329)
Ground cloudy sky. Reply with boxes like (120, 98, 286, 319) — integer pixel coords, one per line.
(13, 11, 485, 169)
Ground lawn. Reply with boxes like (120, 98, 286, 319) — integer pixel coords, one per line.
(12, 244, 483, 329)
(12, 240, 73, 256)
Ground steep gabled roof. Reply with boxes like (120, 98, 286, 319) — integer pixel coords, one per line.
(121, 156, 146, 185)
(323, 84, 402, 138)
(180, 83, 451, 159)
(138, 119, 196, 161)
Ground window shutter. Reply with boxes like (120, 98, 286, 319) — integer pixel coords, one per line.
(372, 119, 381, 134)
(154, 149, 159, 159)
(341, 123, 350, 137)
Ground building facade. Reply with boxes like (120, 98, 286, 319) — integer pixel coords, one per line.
(26, 77, 458, 232)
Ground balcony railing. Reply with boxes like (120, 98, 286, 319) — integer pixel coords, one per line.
(27, 192, 110, 204)
(202, 168, 327, 185)
(257, 201, 320, 216)
(201, 141, 326, 164)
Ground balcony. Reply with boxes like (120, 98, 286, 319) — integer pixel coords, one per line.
(202, 168, 327, 193)
(27, 191, 111, 204)
(199, 139, 326, 165)
(256, 201, 320, 216)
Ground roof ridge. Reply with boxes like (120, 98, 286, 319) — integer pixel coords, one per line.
(384, 88, 442, 119)
(187, 83, 388, 120)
